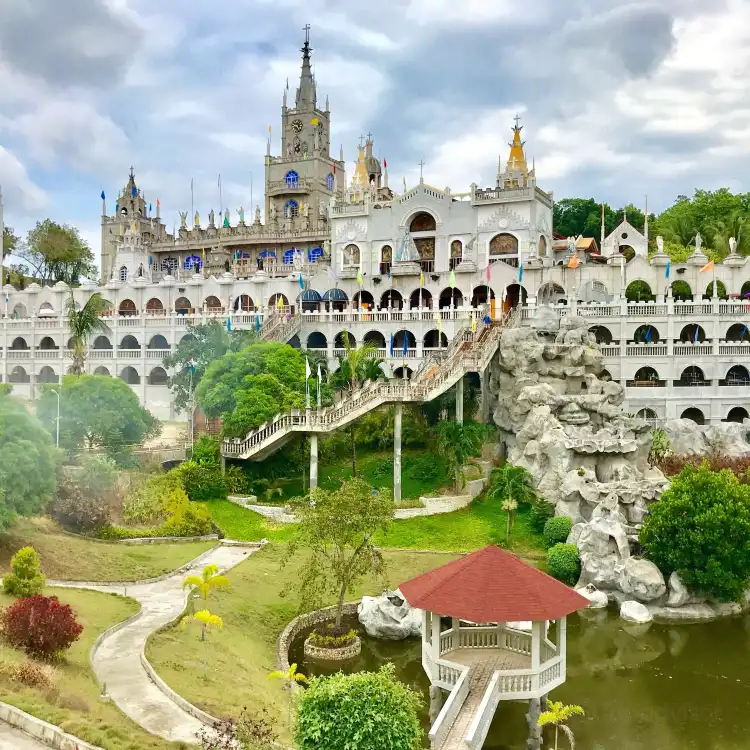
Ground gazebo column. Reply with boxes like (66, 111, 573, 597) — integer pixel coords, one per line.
(455, 376, 464, 423)
(558, 616, 567, 679)
(531, 620, 544, 694)
(309, 434, 318, 490)
(451, 617, 460, 651)
(431, 610, 442, 663)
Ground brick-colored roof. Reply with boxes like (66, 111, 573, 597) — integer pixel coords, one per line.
(399, 546, 589, 622)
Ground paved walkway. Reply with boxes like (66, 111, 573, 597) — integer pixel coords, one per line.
(0, 725, 48, 749)
(55, 544, 255, 744)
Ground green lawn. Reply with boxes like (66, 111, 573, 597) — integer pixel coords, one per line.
(207, 493, 545, 559)
(0, 517, 215, 582)
(0, 587, 180, 750)
(146, 545, 458, 744)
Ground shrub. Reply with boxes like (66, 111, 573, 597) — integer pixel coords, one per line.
(654, 454, 750, 482)
(3, 547, 45, 598)
(191, 436, 221, 467)
(547, 544, 581, 586)
(2, 595, 83, 659)
(543, 516, 573, 549)
(174, 461, 228, 501)
(296, 664, 423, 750)
(123, 472, 181, 525)
(308, 625, 358, 649)
(160, 488, 212, 537)
(649, 428, 670, 464)
(640, 465, 750, 601)
(529, 496, 555, 533)
(10, 660, 57, 690)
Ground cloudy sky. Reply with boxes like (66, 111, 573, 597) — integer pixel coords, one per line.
(1, 0, 748, 262)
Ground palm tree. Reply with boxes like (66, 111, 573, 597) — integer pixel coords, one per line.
(537, 700, 585, 749)
(66, 291, 111, 375)
(501, 497, 518, 543)
(180, 609, 223, 676)
(268, 663, 307, 729)
(708, 210, 750, 259)
(487, 464, 538, 509)
(330, 332, 384, 475)
(183, 564, 230, 621)
(435, 420, 486, 492)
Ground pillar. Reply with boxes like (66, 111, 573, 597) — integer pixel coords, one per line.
(310, 434, 318, 490)
(220, 455, 226, 474)
(479, 368, 490, 424)
(455, 376, 464, 423)
(394, 403, 402, 504)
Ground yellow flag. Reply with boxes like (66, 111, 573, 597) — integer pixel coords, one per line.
(700, 259, 714, 273)
(310, 118, 319, 126)
(277, 296, 283, 309)
(568, 254, 580, 269)
(419, 271, 424, 287)
(268, 124, 272, 132)
(471, 314, 477, 333)
(436, 311, 442, 333)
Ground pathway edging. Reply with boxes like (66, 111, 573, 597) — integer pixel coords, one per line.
(57, 528, 219, 545)
(0, 700, 103, 750)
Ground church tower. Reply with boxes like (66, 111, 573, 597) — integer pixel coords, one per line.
(264, 27, 344, 226)
(497, 116, 535, 189)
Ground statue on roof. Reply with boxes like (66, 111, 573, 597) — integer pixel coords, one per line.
(656, 235, 664, 253)
(208, 209, 216, 227)
(179, 211, 188, 229)
(567, 236, 576, 255)
(223, 209, 230, 228)
(695, 232, 702, 253)
(237, 206, 245, 224)
(729, 236, 738, 254)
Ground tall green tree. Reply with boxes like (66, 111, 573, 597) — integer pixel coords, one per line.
(2, 226, 18, 259)
(37, 375, 160, 458)
(329, 333, 385, 475)
(163, 321, 257, 412)
(66, 292, 111, 375)
(18, 220, 96, 285)
(0, 398, 57, 529)
(287, 477, 392, 627)
(434, 420, 486, 491)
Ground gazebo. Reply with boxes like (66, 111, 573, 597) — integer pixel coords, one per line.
(400, 546, 589, 750)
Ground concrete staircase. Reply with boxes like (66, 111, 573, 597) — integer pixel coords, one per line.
(222, 308, 517, 461)
(259, 312, 301, 343)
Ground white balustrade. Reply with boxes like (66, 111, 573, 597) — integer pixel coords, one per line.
(429, 666, 471, 749)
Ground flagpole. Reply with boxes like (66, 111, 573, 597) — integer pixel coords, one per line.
(190, 178, 194, 226)
(218, 174, 222, 224)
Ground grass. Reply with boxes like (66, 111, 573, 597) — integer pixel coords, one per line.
(0, 517, 215, 582)
(207, 494, 546, 558)
(145, 545, 458, 744)
(245, 449, 451, 504)
(0, 586, 181, 750)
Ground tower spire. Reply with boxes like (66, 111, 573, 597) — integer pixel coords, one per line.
(296, 24, 316, 109)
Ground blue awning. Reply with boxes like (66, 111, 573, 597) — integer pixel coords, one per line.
(300, 289, 322, 302)
(322, 288, 349, 302)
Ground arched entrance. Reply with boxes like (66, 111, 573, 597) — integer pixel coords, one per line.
(504, 284, 527, 312)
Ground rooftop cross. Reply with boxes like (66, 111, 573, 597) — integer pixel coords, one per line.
(303, 24, 311, 44)
(129, 166, 135, 179)
(359, 134, 366, 148)
(514, 113, 522, 130)
(366, 131, 373, 142)
(418, 158, 425, 182)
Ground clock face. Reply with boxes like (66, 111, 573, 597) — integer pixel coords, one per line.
(292, 119, 303, 133)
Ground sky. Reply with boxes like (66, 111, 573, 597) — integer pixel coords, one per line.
(1, 0, 749, 265)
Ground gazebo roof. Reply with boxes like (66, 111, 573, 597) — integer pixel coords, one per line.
(400, 546, 589, 623)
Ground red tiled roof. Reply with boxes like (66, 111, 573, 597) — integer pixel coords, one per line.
(399, 546, 589, 622)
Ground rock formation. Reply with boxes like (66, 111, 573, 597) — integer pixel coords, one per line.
(358, 589, 422, 640)
(662, 419, 750, 457)
(489, 315, 668, 605)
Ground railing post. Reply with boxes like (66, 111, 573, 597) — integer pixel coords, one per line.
(309, 433, 318, 490)
(393, 402, 402, 504)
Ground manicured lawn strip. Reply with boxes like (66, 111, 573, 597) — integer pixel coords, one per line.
(207, 495, 546, 558)
(145, 545, 458, 743)
(0, 517, 215, 582)
(0, 587, 179, 750)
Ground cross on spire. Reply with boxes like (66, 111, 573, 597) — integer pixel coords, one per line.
(513, 114, 522, 130)
(129, 166, 135, 179)
(303, 24, 311, 44)
(418, 159, 425, 183)
(359, 134, 366, 148)
(366, 131, 373, 142)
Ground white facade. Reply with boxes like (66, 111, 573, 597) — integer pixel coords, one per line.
(2, 32, 749, 427)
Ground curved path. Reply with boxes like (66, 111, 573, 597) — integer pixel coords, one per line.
(0, 725, 48, 750)
(55, 544, 255, 744)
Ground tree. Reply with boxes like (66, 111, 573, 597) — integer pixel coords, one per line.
(163, 321, 257, 413)
(640, 465, 750, 601)
(537, 700, 585, 750)
(3, 547, 45, 598)
(66, 291, 111, 375)
(0, 397, 57, 529)
(501, 497, 518, 543)
(268, 663, 307, 729)
(18, 219, 96, 285)
(183, 564, 230, 619)
(180, 610, 223, 676)
(287, 477, 392, 628)
(434, 420, 486, 491)
(196, 343, 307, 437)
(36, 374, 160, 458)
(328, 332, 385, 475)
(2, 226, 19, 260)
(295, 664, 423, 750)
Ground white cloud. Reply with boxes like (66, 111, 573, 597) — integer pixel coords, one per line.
(0, 147, 48, 213)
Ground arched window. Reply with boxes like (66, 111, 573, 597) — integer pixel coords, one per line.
(681, 407, 705, 424)
(725, 365, 750, 385)
(10, 337, 29, 350)
(380, 245, 392, 276)
(633, 325, 660, 344)
(306, 332, 327, 349)
(625, 280, 654, 302)
(343, 244, 360, 266)
(92, 336, 112, 350)
(678, 366, 707, 386)
(234, 295, 255, 312)
(424, 329, 448, 348)
(393, 330, 416, 351)
(119, 266, 128, 282)
(637, 408, 658, 425)
(633, 366, 660, 384)
(37, 366, 58, 384)
(489, 234, 519, 257)
(680, 324, 706, 343)
(670, 280, 692, 301)
(704, 280, 728, 300)
(334, 331, 356, 348)
(39, 337, 58, 350)
(9, 366, 29, 383)
(146, 298, 164, 315)
(352, 290, 374, 310)
(120, 366, 140, 385)
(118, 299, 137, 316)
(269, 293, 289, 309)
(174, 297, 192, 315)
(726, 406, 749, 423)
(726, 323, 750, 342)
(285, 170, 299, 187)
(538, 235, 547, 256)
(285, 199, 299, 218)
(160, 256, 178, 274)
(364, 331, 386, 348)
(11, 303, 27, 319)
(204, 296, 222, 312)
(120, 335, 140, 350)
(380, 289, 403, 310)
(411, 289, 433, 309)
(149, 367, 169, 385)
(94, 366, 111, 376)
(326, 173, 334, 190)
(409, 213, 436, 232)
(438, 288, 462, 309)
(537, 282, 566, 305)
(148, 334, 170, 350)
(589, 326, 612, 345)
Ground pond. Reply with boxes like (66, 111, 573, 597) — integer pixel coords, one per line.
(290, 610, 750, 749)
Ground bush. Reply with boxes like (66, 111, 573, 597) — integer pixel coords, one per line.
(296, 664, 423, 750)
(3, 547, 45, 598)
(308, 626, 358, 649)
(654, 454, 750, 482)
(543, 516, 573, 549)
(122, 472, 181, 525)
(174, 461, 228, 501)
(2, 595, 83, 660)
(191, 436, 221, 467)
(640, 465, 750, 601)
(529, 496, 555, 532)
(547, 544, 580, 586)
(10, 660, 57, 690)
